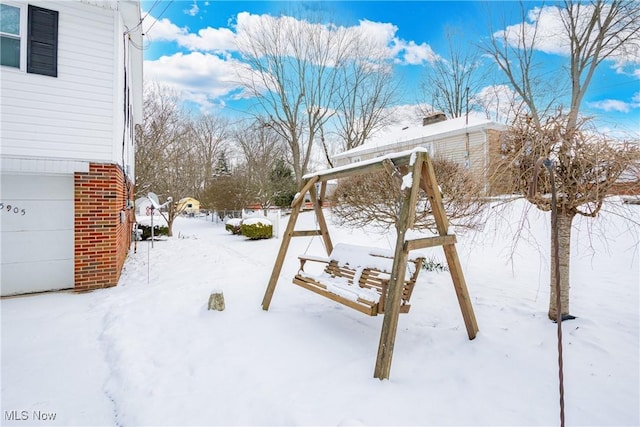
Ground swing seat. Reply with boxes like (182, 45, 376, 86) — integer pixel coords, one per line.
(293, 243, 425, 316)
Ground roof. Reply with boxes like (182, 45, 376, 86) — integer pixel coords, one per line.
(178, 197, 200, 204)
(333, 114, 506, 160)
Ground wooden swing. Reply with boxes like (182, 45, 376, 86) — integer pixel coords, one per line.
(261, 149, 478, 379)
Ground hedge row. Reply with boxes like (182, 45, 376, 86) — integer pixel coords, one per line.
(225, 217, 273, 240)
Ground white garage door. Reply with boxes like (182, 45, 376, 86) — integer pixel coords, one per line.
(1, 174, 74, 296)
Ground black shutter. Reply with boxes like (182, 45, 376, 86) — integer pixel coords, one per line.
(27, 5, 58, 77)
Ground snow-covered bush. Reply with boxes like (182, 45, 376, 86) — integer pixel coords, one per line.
(138, 224, 169, 240)
(225, 218, 242, 235)
(240, 217, 273, 240)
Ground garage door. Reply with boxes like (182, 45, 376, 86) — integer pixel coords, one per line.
(1, 174, 74, 296)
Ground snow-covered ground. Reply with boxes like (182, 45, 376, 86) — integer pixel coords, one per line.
(2, 200, 639, 426)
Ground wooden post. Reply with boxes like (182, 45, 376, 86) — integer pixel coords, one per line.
(309, 184, 333, 255)
(262, 188, 305, 311)
(420, 157, 478, 339)
(374, 161, 414, 380)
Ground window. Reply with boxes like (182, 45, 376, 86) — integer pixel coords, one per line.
(0, 3, 21, 68)
(0, 3, 58, 77)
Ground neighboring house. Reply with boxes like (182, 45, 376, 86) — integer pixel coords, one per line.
(332, 113, 507, 195)
(0, 0, 143, 296)
(612, 161, 640, 197)
(135, 196, 153, 217)
(177, 197, 200, 215)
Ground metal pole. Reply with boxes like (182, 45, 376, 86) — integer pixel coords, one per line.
(544, 159, 565, 427)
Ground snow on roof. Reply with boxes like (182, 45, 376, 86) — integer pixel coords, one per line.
(334, 114, 505, 160)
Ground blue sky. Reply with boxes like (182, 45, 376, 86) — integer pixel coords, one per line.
(139, 1, 640, 139)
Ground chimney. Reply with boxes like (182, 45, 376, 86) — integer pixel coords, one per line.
(423, 111, 447, 126)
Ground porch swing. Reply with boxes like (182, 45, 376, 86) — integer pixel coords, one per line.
(261, 149, 478, 379)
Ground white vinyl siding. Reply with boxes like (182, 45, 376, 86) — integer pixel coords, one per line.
(0, 0, 116, 163)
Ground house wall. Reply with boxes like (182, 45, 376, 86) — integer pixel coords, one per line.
(75, 163, 133, 291)
(335, 130, 492, 194)
(0, 1, 141, 295)
(0, 0, 139, 175)
(430, 131, 487, 186)
(486, 129, 514, 195)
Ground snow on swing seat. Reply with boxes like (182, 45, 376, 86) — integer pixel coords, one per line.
(293, 243, 426, 316)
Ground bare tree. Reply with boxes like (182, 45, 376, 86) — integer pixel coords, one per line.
(206, 170, 253, 214)
(483, 0, 640, 320)
(235, 13, 352, 187)
(419, 27, 486, 119)
(498, 113, 638, 318)
(330, 158, 487, 234)
(190, 114, 229, 203)
(328, 37, 399, 160)
(235, 11, 400, 183)
(136, 82, 194, 236)
(233, 120, 289, 212)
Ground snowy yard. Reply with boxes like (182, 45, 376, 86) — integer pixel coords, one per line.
(1, 200, 639, 426)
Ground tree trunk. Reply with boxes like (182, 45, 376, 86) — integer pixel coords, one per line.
(548, 212, 574, 320)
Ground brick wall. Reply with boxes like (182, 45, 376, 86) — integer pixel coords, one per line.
(74, 163, 134, 291)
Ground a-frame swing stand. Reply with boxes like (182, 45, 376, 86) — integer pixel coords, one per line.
(262, 149, 478, 380)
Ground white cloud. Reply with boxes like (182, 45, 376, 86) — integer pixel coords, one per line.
(474, 85, 522, 123)
(394, 39, 438, 65)
(233, 12, 437, 65)
(142, 11, 438, 110)
(142, 15, 187, 42)
(496, 4, 640, 66)
(143, 13, 235, 52)
(144, 52, 246, 109)
(179, 27, 236, 51)
(184, 1, 199, 17)
(588, 99, 636, 113)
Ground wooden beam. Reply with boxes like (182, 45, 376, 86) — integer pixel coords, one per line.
(406, 154, 424, 229)
(293, 277, 376, 316)
(309, 184, 333, 255)
(382, 158, 403, 187)
(374, 178, 413, 380)
(406, 234, 457, 251)
(291, 230, 323, 237)
(291, 175, 319, 207)
(419, 156, 450, 235)
(262, 202, 302, 311)
(318, 180, 327, 201)
(303, 149, 428, 183)
(419, 156, 478, 339)
(443, 243, 479, 339)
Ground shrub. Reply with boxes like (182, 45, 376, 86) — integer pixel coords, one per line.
(240, 217, 273, 240)
(225, 218, 242, 235)
(422, 256, 449, 272)
(138, 224, 169, 240)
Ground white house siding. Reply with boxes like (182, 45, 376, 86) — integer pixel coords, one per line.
(334, 132, 487, 182)
(430, 131, 488, 183)
(112, 3, 140, 180)
(0, 0, 117, 164)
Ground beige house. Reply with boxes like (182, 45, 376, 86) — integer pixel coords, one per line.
(177, 197, 201, 215)
(332, 113, 507, 195)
